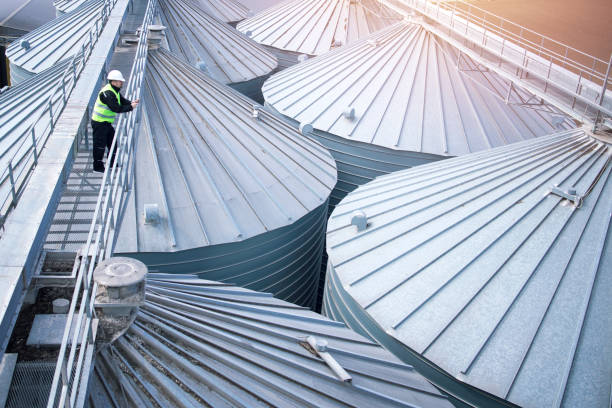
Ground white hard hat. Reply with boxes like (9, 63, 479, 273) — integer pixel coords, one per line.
(107, 70, 125, 82)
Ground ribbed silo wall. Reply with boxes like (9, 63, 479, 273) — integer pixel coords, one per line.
(122, 200, 329, 309)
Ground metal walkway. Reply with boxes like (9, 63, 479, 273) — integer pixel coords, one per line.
(383, 0, 612, 130)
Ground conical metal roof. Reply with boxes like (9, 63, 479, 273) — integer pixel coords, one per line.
(53, 0, 89, 14)
(0, 60, 70, 210)
(264, 22, 575, 156)
(6, 0, 109, 82)
(324, 128, 612, 408)
(159, 0, 277, 85)
(236, 0, 401, 57)
(190, 0, 249, 23)
(115, 49, 336, 307)
(89, 274, 453, 408)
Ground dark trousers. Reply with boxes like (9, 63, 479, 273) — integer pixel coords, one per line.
(91, 120, 116, 167)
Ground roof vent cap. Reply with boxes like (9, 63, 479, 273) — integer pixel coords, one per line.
(351, 210, 368, 231)
(20, 40, 30, 50)
(343, 106, 356, 120)
(144, 203, 159, 224)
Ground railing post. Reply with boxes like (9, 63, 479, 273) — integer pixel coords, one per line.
(8, 162, 17, 206)
(593, 53, 612, 130)
(31, 128, 38, 164)
(49, 100, 54, 126)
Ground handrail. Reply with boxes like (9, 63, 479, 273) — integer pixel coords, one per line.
(0, 0, 118, 233)
(46, 0, 156, 406)
(386, 0, 612, 128)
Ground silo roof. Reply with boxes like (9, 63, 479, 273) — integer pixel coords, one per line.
(6, 0, 107, 75)
(190, 0, 249, 23)
(90, 274, 453, 408)
(159, 0, 277, 84)
(326, 128, 612, 407)
(236, 0, 402, 56)
(116, 48, 336, 253)
(53, 0, 89, 14)
(0, 60, 70, 205)
(263, 22, 575, 157)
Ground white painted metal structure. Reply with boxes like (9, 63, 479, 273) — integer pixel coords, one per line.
(324, 128, 612, 407)
(89, 274, 454, 408)
(114, 48, 337, 308)
(237, 0, 402, 68)
(264, 21, 575, 206)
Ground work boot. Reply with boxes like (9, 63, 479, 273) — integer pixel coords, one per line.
(93, 161, 105, 173)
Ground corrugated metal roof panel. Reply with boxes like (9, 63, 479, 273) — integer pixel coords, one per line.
(324, 128, 612, 407)
(190, 0, 249, 23)
(115, 49, 337, 307)
(53, 0, 89, 15)
(264, 22, 575, 156)
(0, 60, 70, 208)
(159, 0, 277, 85)
(6, 0, 108, 81)
(236, 0, 401, 57)
(89, 274, 453, 408)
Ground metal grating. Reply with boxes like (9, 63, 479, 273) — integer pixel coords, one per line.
(44, 125, 104, 252)
(5, 361, 56, 408)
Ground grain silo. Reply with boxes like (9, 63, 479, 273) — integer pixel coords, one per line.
(53, 0, 89, 16)
(190, 0, 249, 24)
(236, 0, 402, 68)
(6, 0, 111, 84)
(264, 21, 577, 208)
(158, 0, 278, 102)
(89, 274, 454, 408)
(0, 60, 70, 213)
(324, 128, 612, 407)
(114, 49, 337, 309)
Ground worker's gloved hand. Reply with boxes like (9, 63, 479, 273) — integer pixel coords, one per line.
(131, 99, 140, 109)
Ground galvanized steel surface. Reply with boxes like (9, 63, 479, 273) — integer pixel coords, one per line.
(53, 0, 90, 14)
(324, 128, 612, 407)
(117, 47, 335, 249)
(89, 274, 453, 408)
(236, 0, 401, 57)
(6, 0, 112, 78)
(263, 21, 575, 157)
(115, 49, 336, 307)
(159, 0, 277, 84)
(0, 60, 70, 217)
(190, 0, 249, 23)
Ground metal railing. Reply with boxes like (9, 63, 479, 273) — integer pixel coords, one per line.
(385, 0, 612, 128)
(0, 0, 118, 233)
(46, 0, 156, 406)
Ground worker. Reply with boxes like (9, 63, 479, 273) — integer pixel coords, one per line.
(91, 70, 139, 173)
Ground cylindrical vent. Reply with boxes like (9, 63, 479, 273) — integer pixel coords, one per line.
(52, 298, 69, 314)
(94, 257, 147, 302)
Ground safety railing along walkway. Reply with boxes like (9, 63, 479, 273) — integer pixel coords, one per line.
(46, 0, 156, 406)
(384, 0, 612, 129)
(0, 0, 119, 234)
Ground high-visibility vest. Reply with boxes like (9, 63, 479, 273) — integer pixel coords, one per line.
(91, 83, 121, 123)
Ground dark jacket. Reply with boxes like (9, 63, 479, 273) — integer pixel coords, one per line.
(99, 83, 133, 113)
